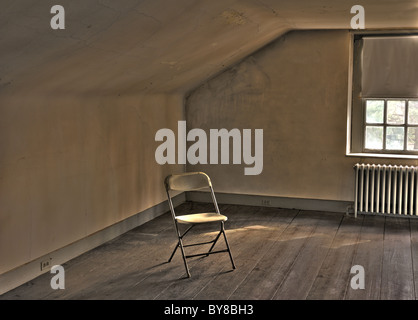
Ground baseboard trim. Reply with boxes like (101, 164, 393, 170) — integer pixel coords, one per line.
(0, 192, 185, 296)
(186, 191, 353, 213)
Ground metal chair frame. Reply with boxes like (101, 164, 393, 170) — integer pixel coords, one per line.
(164, 172, 236, 277)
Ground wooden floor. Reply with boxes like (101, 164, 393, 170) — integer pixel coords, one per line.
(2, 202, 418, 300)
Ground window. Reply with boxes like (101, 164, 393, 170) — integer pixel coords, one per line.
(364, 99, 418, 153)
(347, 33, 418, 158)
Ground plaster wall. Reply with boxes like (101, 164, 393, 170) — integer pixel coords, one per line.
(0, 93, 183, 275)
(186, 30, 418, 202)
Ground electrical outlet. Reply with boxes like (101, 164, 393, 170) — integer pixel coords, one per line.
(261, 199, 271, 206)
(40, 259, 51, 271)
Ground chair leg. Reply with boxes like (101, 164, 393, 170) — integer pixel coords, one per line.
(221, 222, 236, 269)
(168, 239, 191, 277)
(178, 238, 191, 277)
(168, 219, 192, 277)
(206, 230, 222, 256)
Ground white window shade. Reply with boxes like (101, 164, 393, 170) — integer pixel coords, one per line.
(362, 36, 418, 98)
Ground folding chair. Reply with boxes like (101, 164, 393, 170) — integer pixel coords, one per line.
(164, 172, 236, 277)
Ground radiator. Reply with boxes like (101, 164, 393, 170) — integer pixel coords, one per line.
(354, 163, 418, 218)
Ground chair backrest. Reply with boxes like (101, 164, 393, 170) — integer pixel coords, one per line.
(165, 172, 212, 192)
(165, 172, 220, 216)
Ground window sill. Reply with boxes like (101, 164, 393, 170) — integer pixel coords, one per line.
(347, 152, 418, 159)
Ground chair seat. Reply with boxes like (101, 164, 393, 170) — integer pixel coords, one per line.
(176, 212, 228, 224)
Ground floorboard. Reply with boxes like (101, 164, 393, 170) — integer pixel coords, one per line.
(306, 214, 364, 300)
(380, 217, 415, 300)
(344, 215, 385, 300)
(410, 218, 418, 299)
(272, 211, 342, 300)
(2, 203, 418, 300)
(230, 210, 328, 300)
(194, 207, 298, 300)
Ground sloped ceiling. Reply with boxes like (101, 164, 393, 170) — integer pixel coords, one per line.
(1, 0, 418, 96)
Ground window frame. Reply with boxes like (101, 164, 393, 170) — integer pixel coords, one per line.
(362, 98, 418, 155)
(346, 30, 418, 159)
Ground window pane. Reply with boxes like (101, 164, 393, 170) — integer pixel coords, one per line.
(407, 127, 418, 151)
(386, 126, 404, 150)
(365, 100, 384, 123)
(365, 126, 383, 149)
(408, 100, 418, 124)
(387, 100, 406, 124)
